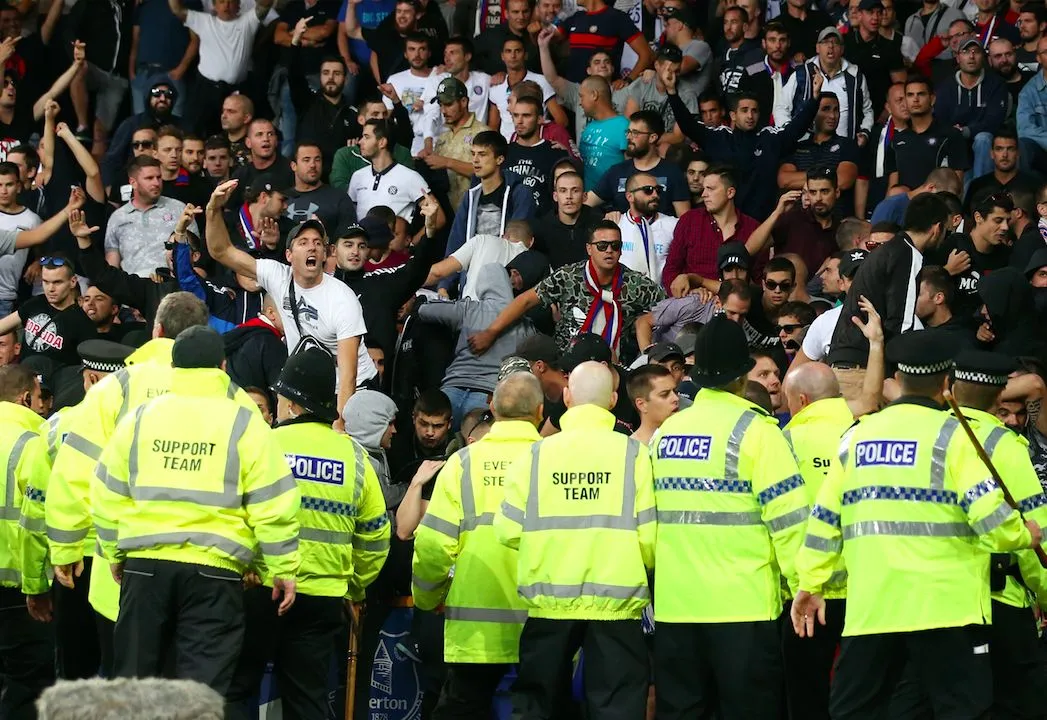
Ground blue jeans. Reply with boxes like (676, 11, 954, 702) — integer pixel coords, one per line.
(130, 65, 188, 118)
(971, 131, 994, 179)
(442, 385, 490, 432)
(279, 72, 359, 157)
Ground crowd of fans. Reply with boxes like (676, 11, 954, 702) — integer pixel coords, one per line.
(1, 0, 1047, 710)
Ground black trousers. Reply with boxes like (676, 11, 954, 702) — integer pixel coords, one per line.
(782, 598, 846, 720)
(831, 626, 992, 720)
(0, 586, 54, 719)
(114, 558, 244, 697)
(513, 617, 647, 720)
(888, 602, 1045, 720)
(189, 76, 238, 137)
(654, 619, 783, 720)
(432, 663, 509, 720)
(227, 586, 346, 720)
(53, 555, 102, 680)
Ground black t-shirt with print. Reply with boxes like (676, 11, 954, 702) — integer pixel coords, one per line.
(928, 232, 1011, 323)
(17, 295, 98, 369)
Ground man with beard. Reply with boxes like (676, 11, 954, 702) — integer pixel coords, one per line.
(230, 119, 294, 206)
(384, 34, 435, 155)
(1015, 7, 1045, 72)
(717, 6, 761, 94)
(226, 173, 289, 258)
(296, 57, 356, 174)
(156, 126, 212, 208)
(682, 150, 707, 208)
(101, 80, 179, 189)
(749, 168, 841, 282)
(615, 171, 678, 283)
(424, 77, 490, 209)
(504, 96, 569, 215)
(283, 143, 354, 232)
(330, 96, 415, 189)
(738, 21, 793, 130)
(988, 37, 1035, 113)
(587, 110, 689, 217)
(531, 170, 602, 269)
(963, 129, 1039, 214)
(778, 93, 859, 215)
(929, 191, 1014, 321)
(181, 135, 206, 178)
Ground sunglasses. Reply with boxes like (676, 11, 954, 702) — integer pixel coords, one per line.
(150, 87, 175, 98)
(777, 323, 808, 333)
(632, 184, 663, 195)
(132, 140, 156, 150)
(40, 256, 69, 268)
(589, 240, 623, 252)
(764, 279, 794, 292)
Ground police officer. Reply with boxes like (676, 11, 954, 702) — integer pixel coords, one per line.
(650, 315, 809, 719)
(892, 351, 1047, 719)
(26, 340, 132, 680)
(93, 326, 301, 697)
(48, 292, 256, 646)
(227, 349, 390, 719)
(778, 297, 885, 718)
(0, 364, 54, 717)
(413, 372, 545, 718)
(494, 361, 656, 720)
(794, 330, 1043, 718)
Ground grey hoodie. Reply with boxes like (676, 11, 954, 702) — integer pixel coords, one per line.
(418, 263, 536, 393)
(342, 389, 404, 510)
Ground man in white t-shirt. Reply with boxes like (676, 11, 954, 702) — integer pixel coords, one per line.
(168, 0, 274, 135)
(383, 34, 436, 155)
(488, 35, 565, 139)
(347, 119, 428, 220)
(419, 37, 492, 148)
(795, 249, 866, 365)
(424, 219, 533, 300)
(615, 172, 677, 283)
(205, 179, 376, 425)
(0, 163, 40, 315)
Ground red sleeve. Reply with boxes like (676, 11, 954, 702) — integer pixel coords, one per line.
(914, 35, 944, 79)
(662, 213, 692, 291)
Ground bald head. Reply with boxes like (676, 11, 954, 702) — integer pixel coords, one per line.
(581, 75, 612, 102)
(492, 372, 544, 422)
(783, 362, 841, 416)
(564, 361, 616, 410)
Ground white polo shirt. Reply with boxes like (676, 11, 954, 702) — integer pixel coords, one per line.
(801, 303, 842, 361)
(347, 162, 428, 221)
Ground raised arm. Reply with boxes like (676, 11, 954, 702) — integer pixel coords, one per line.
(168, 0, 188, 23)
(34, 42, 87, 121)
(38, 101, 58, 188)
(205, 180, 258, 279)
(16, 187, 85, 250)
(745, 190, 800, 256)
(537, 27, 568, 94)
(847, 295, 884, 417)
(56, 122, 104, 203)
(40, 0, 63, 45)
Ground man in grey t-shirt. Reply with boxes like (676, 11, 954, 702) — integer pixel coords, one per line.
(664, 7, 713, 99)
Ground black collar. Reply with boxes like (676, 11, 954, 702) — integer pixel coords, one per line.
(885, 394, 947, 411)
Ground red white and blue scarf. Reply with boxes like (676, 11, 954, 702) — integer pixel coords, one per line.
(581, 259, 625, 352)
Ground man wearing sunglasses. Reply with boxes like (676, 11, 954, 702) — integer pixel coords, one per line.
(101, 81, 180, 191)
(469, 220, 665, 363)
(0, 253, 97, 371)
(616, 172, 678, 283)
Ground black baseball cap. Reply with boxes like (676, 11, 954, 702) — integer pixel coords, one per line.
(662, 6, 696, 26)
(858, 0, 884, 10)
(657, 45, 684, 63)
(838, 249, 868, 279)
(285, 218, 327, 247)
(516, 334, 561, 367)
(560, 333, 612, 372)
(717, 242, 750, 272)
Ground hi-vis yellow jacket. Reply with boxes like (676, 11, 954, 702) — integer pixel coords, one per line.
(0, 402, 50, 595)
(798, 397, 1033, 636)
(93, 367, 299, 578)
(273, 420, 389, 599)
(783, 396, 855, 600)
(961, 407, 1047, 611)
(494, 404, 656, 621)
(413, 420, 540, 663)
(48, 337, 258, 620)
(652, 388, 809, 623)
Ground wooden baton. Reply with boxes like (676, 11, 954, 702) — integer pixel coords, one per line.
(943, 390, 1047, 568)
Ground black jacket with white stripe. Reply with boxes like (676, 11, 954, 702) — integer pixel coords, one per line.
(827, 234, 923, 365)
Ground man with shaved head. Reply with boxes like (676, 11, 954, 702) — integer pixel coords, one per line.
(778, 297, 884, 719)
(413, 371, 545, 716)
(495, 359, 656, 720)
